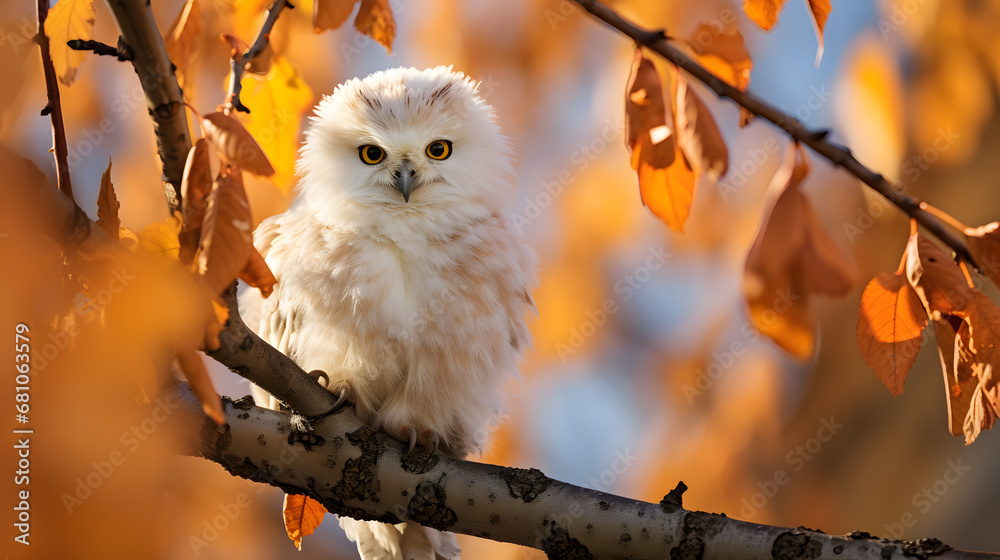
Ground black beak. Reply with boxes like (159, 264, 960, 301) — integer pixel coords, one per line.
(394, 159, 416, 202)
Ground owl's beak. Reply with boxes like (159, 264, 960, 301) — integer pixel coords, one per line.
(394, 159, 416, 202)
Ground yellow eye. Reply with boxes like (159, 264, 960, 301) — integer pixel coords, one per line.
(425, 140, 452, 160)
(359, 145, 385, 165)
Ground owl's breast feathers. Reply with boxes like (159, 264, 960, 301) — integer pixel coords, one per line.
(244, 207, 536, 455)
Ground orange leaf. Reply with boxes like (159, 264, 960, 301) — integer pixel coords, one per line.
(904, 232, 970, 318)
(744, 143, 855, 359)
(315, 0, 358, 32)
(175, 347, 225, 425)
(165, 0, 203, 90)
(96, 159, 120, 240)
(674, 70, 728, 179)
(857, 272, 929, 395)
(964, 381, 997, 445)
(354, 0, 395, 54)
(239, 247, 277, 298)
(934, 318, 978, 439)
(806, 0, 831, 66)
(200, 111, 276, 177)
(964, 222, 1000, 290)
(204, 297, 230, 351)
(743, 0, 788, 31)
(283, 494, 327, 551)
(180, 138, 213, 264)
(687, 23, 752, 93)
(197, 167, 253, 296)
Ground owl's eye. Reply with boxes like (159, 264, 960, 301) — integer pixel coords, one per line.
(359, 145, 385, 165)
(425, 140, 452, 161)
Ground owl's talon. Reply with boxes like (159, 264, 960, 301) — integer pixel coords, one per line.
(429, 433, 440, 455)
(402, 425, 417, 453)
(331, 386, 349, 411)
(307, 369, 330, 388)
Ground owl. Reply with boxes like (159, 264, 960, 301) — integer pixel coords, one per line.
(239, 66, 537, 559)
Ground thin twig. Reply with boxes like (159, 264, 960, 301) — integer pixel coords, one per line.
(571, 0, 980, 270)
(226, 0, 292, 113)
(67, 38, 134, 61)
(35, 0, 73, 201)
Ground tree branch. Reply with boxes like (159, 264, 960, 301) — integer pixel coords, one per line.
(35, 0, 74, 201)
(225, 0, 291, 113)
(570, 0, 979, 270)
(67, 38, 135, 61)
(175, 384, 997, 560)
(103, 0, 192, 213)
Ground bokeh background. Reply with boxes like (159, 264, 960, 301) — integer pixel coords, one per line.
(3, 0, 1000, 558)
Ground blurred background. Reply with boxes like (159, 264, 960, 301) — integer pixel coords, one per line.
(3, 0, 1000, 557)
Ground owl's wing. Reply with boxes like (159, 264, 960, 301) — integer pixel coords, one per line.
(338, 516, 461, 560)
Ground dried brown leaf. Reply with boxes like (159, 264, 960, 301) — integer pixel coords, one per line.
(857, 271, 928, 395)
(200, 111, 276, 177)
(314, 0, 358, 33)
(283, 494, 327, 550)
(96, 159, 120, 240)
(239, 247, 277, 298)
(934, 318, 977, 438)
(674, 71, 728, 178)
(904, 232, 970, 318)
(180, 138, 213, 264)
(354, 0, 395, 54)
(165, 0, 203, 89)
(175, 346, 225, 425)
(964, 222, 1000, 290)
(197, 167, 253, 296)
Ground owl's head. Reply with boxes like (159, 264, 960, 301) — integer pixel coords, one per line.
(297, 66, 514, 227)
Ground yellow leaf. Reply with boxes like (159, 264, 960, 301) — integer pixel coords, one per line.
(137, 212, 182, 261)
(231, 55, 313, 192)
(233, 0, 271, 42)
(96, 159, 120, 239)
(315, 0, 358, 32)
(44, 0, 97, 86)
(744, 0, 788, 31)
(806, 0, 832, 66)
(165, 0, 203, 91)
(283, 494, 327, 550)
(354, 0, 396, 54)
(857, 271, 929, 395)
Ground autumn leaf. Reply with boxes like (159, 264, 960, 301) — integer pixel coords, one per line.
(685, 24, 753, 127)
(857, 271, 928, 395)
(354, 0, 396, 54)
(283, 494, 327, 550)
(233, 0, 271, 43)
(964, 222, 1000, 290)
(44, 0, 96, 86)
(674, 70, 728, 179)
(137, 212, 183, 261)
(180, 138, 213, 265)
(806, 0, 832, 66)
(744, 0, 788, 31)
(624, 49, 696, 232)
(934, 318, 978, 439)
(165, 0, 203, 91)
(239, 248, 277, 298)
(175, 346, 225, 425)
(204, 297, 230, 351)
(197, 166, 253, 296)
(964, 381, 997, 445)
(315, 0, 358, 33)
(231, 55, 313, 192)
(200, 111, 276, 177)
(744, 143, 856, 359)
(96, 160, 120, 240)
(904, 232, 970, 318)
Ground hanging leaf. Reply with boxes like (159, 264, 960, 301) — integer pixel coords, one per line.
(354, 0, 396, 54)
(964, 222, 1000, 290)
(197, 166, 253, 296)
(933, 318, 978, 439)
(744, 143, 856, 359)
(904, 232, 970, 317)
(175, 346, 225, 425)
(685, 24, 753, 127)
(315, 0, 358, 33)
(165, 0, 203, 90)
(230, 55, 313, 192)
(806, 0, 832, 66)
(239, 248, 277, 298)
(96, 160, 120, 240)
(180, 139, 213, 264)
(743, 0, 788, 31)
(200, 111, 276, 177)
(674, 70, 728, 179)
(283, 494, 328, 550)
(44, 0, 96, 86)
(857, 271, 929, 395)
(137, 212, 183, 261)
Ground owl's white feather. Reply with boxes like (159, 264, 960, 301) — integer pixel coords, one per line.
(239, 66, 536, 560)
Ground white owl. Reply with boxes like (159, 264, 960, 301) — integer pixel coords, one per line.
(239, 66, 537, 559)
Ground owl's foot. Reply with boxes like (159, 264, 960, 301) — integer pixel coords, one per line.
(399, 425, 441, 455)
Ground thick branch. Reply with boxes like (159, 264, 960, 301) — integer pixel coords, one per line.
(571, 0, 979, 269)
(35, 0, 73, 200)
(177, 385, 997, 560)
(103, 0, 192, 213)
(225, 0, 291, 113)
